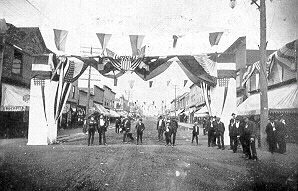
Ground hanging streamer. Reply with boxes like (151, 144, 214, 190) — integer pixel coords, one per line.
(173, 35, 178, 48)
(114, 78, 118, 86)
(167, 80, 171, 86)
(53, 29, 68, 52)
(220, 86, 229, 116)
(209, 32, 223, 47)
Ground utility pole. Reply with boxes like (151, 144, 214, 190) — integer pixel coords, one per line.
(172, 85, 178, 117)
(85, 65, 91, 126)
(259, 0, 268, 148)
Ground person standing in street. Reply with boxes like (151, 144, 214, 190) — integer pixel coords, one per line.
(207, 116, 216, 147)
(192, 122, 199, 145)
(135, 118, 145, 145)
(266, 117, 278, 153)
(243, 117, 258, 161)
(164, 121, 172, 146)
(215, 117, 225, 150)
(157, 116, 165, 141)
(276, 118, 287, 154)
(170, 117, 179, 146)
(123, 117, 134, 142)
(115, 117, 121, 134)
(229, 113, 237, 150)
(230, 117, 240, 153)
(98, 114, 107, 145)
(87, 114, 97, 146)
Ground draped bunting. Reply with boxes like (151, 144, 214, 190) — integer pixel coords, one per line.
(275, 39, 297, 71)
(53, 29, 68, 52)
(209, 32, 223, 46)
(96, 33, 112, 54)
(129, 35, 145, 56)
(184, 80, 188, 87)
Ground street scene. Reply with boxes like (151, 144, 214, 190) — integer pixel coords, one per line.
(0, 0, 298, 190)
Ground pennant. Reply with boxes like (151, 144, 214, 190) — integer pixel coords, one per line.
(41, 85, 48, 125)
(114, 78, 118, 86)
(221, 86, 229, 116)
(137, 46, 146, 57)
(183, 80, 188, 87)
(96, 33, 112, 54)
(167, 80, 171, 86)
(209, 32, 223, 46)
(129, 35, 145, 56)
(149, 81, 153, 88)
(53, 29, 68, 52)
(173, 35, 178, 48)
(129, 80, 134, 89)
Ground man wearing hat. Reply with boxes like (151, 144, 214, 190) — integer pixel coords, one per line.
(243, 117, 258, 161)
(229, 116, 240, 153)
(266, 117, 278, 153)
(135, 118, 145, 145)
(192, 122, 200, 145)
(87, 114, 97, 146)
(206, 116, 216, 147)
(215, 117, 225, 150)
(98, 114, 107, 145)
(157, 116, 165, 141)
(229, 113, 237, 150)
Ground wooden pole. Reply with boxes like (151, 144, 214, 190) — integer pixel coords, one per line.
(85, 65, 91, 126)
(259, 0, 268, 148)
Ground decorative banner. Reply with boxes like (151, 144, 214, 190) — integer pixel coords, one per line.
(129, 80, 135, 89)
(149, 80, 153, 88)
(167, 80, 171, 86)
(183, 80, 188, 87)
(129, 35, 145, 56)
(173, 35, 178, 48)
(221, 86, 229, 116)
(96, 33, 112, 54)
(209, 32, 223, 46)
(275, 39, 298, 71)
(53, 29, 68, 52)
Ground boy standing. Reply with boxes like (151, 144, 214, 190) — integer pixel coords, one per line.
(135, 118, 145, 145)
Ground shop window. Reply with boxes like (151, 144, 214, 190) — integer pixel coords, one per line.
(12, 50, 23, 75)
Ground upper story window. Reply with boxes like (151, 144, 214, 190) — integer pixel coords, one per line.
(12, 50, 23, 75)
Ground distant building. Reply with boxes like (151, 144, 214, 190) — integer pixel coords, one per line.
(102, 85, 116, 110)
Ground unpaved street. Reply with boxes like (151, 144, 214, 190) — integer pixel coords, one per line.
(1, 118, 297, 190)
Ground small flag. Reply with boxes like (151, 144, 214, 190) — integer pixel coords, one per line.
(209, 32, 223, 46)
(129, 35, 145, 56)
(96, 33, 112, 54)
(149, 81, 153, 88)
(129, 80, 134, 89)
(54, 29, 68, 52)
(166, 80, 171, 86)
(184, 80, 188, 87)
(173, 35, 178, 48)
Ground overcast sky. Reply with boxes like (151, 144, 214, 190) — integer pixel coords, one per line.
(1, 0, 297, 106)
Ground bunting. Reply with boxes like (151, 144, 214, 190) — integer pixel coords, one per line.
(0, 18, 8, 33)
(53, 29, 68, 52)
(209, 32, 223, 46)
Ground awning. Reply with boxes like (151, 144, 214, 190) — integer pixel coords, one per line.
(94, 103, 111, 116)
(237, 83, 298, 115)
(109, 109, 120, 118)
(117, 110, 128, 117)
(194, 106, 209, 117)
(177, 109, 185, 115)
(1, 83, 30, 111)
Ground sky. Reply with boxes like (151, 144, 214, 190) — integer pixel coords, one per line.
(1, 0, 297, 107)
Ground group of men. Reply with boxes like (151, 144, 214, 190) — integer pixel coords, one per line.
(156, 116, 179, 146)
(204, 116, 226, 150)
(265, 117, 287, 154)
(115, 117, 145, 145)
(86, 113, 108, 146)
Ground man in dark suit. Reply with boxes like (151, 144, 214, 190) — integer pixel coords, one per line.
(87, 114, 97, 146)
(192, 122, 199, 145)
(215, 117, 225, 150)
(243, 117, 258, 161)
(157, 116, 165, 141)
(229, 113, 237, 150)
(229, 117, 240, 153)
(170, 117, 179, 146)
(206, 116, 216, 147)
(115, 117, 121, 134)
(266, 117, 278, 153)
(276, 118, 287, 154)
(98, 114, 107, 145)
(135, 118, 145, 145)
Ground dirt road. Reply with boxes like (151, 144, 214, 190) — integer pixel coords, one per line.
(1, 118, 297, 190)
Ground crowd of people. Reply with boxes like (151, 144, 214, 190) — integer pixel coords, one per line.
(84, 112, 288, 159)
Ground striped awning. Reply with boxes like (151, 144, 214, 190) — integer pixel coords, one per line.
(275, 39, 297, 71)
(94, 103, 110, 117)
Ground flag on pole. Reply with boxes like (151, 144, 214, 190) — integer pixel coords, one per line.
(54, 29, 68, 52)
(149, 81, 153, 88)
(209, 32, 223, 46)
(183, 80, 188, 87)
